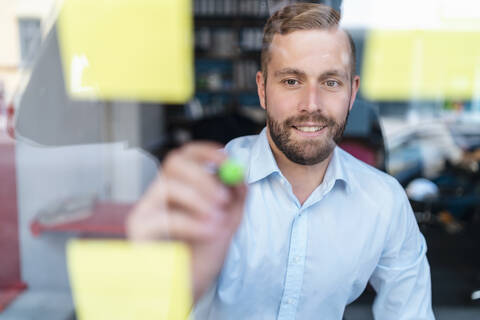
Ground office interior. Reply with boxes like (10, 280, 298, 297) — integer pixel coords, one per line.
(0, 0, 480, 319)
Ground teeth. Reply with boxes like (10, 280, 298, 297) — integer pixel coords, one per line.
(296, 126, 323, 132)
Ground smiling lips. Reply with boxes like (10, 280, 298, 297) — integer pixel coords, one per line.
(292, 124, 327, 137)
(294, 126, 325, 132)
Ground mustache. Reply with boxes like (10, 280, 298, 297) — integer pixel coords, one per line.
(283, 112, 336, 127)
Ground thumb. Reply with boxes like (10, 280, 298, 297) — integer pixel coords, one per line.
(225, 183, 248, 228)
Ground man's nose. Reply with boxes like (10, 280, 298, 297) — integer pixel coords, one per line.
(299, 83, 321, 112)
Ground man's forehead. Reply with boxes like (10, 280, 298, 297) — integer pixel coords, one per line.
(270, 28, 350, 57)
(268, 29, 351, 75)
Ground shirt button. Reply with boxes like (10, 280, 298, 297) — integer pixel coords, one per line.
(293, 256, 301, 264)
(286, 298, 295, 305)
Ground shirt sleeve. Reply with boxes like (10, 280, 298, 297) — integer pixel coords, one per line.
(369, 187, 435, 319)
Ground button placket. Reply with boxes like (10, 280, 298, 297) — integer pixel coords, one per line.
(277, 212, 308, 320)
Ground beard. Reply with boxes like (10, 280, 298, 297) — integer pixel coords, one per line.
(266, 106, 349, 166)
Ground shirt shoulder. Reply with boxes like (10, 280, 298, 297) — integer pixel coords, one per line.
(337, 147, 406, 210)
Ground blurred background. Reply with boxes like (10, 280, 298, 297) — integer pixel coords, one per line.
(0, 0, 480, 319)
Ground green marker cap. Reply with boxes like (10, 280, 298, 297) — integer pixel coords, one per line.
(218, 159, 244, 186)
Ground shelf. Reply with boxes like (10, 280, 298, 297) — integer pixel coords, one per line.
(195, 16, 267, 27)
(30, 202, 133, 237)
(193, 11, 264, 110)
(196, 88, 257, 94)
(195, 50, 261, 60)
(0, 283, 27, 313)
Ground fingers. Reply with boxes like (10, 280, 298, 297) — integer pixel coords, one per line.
(127, 142, 235, 240)
(163, 143, 230, 206)
(224, 183, 248, 228)
(165, 177, 226, 221)
(164, 151, 229, 206)
(232, 183, 248, 200)
(127, 207, 220, 242)
(127, 141, 248, 246)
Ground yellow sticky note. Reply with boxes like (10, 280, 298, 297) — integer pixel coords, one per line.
(362, 30, 480, 100)
(67, 240, 192, 320)
(57, 0, 193, 103)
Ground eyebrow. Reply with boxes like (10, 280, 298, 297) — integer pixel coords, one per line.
(319, 70, 348, 80)
(273, 68, 348, 80)
(273, 68, 306, 79)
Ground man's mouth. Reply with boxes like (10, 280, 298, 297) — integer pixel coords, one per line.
(292, 125, 326, 133)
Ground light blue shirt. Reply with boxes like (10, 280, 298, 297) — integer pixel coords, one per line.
(194, 128, 434, 319)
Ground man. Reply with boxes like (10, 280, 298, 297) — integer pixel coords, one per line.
(128, 3, 434, 319)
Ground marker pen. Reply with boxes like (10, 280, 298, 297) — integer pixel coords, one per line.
(217, 159, 244, 186)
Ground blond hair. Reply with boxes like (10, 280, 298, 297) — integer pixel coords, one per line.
(261, 3, 356, 80)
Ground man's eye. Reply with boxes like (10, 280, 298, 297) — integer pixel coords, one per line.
(284, 79, 299, 86)
(325, 80, 339, 87)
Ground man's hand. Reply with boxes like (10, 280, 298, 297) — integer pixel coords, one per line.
(127, 142, 247, 301)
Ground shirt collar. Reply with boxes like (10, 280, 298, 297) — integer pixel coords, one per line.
(247, 127, 352, 194)
(322, 146, 351, 195)
(247, 128, 281, 184)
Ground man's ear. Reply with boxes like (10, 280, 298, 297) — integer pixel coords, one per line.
(256, 71, 266, 110)
(349, 75, 360, 111)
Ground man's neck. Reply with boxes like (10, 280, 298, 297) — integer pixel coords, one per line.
(267, 133, 334, 205)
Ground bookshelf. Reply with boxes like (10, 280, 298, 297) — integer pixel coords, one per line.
(193, 0, 268, 116)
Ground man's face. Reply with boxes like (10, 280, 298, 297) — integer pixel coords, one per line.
(256, 28, 360, 165)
